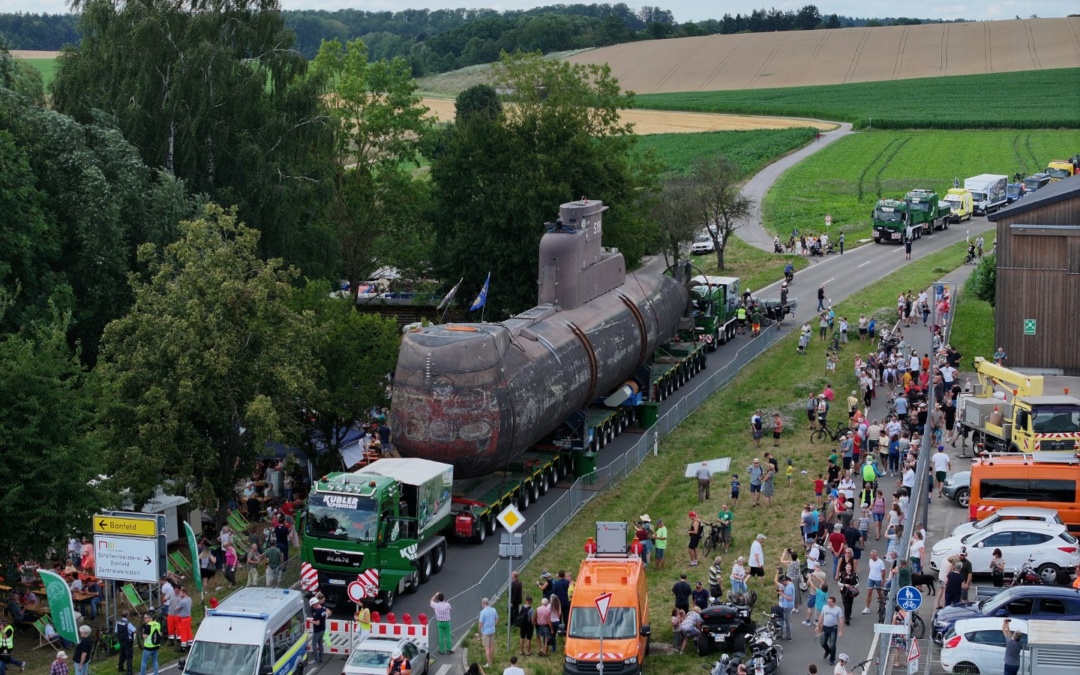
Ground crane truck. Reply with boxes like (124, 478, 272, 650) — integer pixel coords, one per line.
(956, 357, 1080, 454)
(302, 199, 713, 608)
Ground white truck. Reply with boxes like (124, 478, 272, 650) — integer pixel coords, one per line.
(964, 174, 1008, 216)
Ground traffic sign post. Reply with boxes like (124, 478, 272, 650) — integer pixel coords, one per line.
(595, 592, 613, 675)
(500, 533, 524, 653)
(907, 637, 920, 674)
(496, 504, 525, 534)
(94, 535, 159, 583)
(897, 586, 923, 612)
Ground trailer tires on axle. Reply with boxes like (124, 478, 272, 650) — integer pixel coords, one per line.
(432, 543, 446, 573)
(418, 553, 432, 584)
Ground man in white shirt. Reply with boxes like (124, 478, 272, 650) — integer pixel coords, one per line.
(932, 445, 952, 497)
(940, 364, 957, 387)
(909, 353, 920, 375)
(749, 534, 767, 582)
(902, 465, 916, 490)
(503, 656, 526, 675)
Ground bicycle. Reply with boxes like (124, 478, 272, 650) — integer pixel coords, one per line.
(810, 419, 849, 445)
(94, 627, 121, 659)
(702, 522, 725, 557)
(877, 594, 925, 639)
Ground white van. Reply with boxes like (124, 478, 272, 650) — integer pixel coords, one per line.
(181, 588, 308, 675)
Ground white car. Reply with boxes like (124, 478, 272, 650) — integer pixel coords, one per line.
(929, 521, 1080, 584)
(950, 507, 1064, 539)
(343, 636, 429, 675)
(939, 616, 1028, 675)
(691, 234, 716, 254)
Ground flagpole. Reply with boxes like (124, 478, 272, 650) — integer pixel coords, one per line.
(438, 278, 462, 325)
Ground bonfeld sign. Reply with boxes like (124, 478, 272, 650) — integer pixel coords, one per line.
(95, 535, 159, 583)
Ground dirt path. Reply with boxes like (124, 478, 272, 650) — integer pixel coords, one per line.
(421, 97, 836, 133)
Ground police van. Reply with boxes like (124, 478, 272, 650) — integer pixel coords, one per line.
(181, 588, 308, 675)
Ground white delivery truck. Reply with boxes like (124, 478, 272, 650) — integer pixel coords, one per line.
(964, 174, 1008, 216)
(180, 588, 309, 675)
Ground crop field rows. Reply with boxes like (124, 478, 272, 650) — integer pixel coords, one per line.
(761, 129, 1080, 241)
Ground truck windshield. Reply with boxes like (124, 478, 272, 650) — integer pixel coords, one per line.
(874, 209, 903, 223)
(909, 202, 930, 212)
(1048, 168, 1071, 179)
(183, 641, 258, 675)
(970, 192, 987, 202)
(306, 493, 379, 542)
(568, 607, 638, 640)
(1030, 406, 1080, 434)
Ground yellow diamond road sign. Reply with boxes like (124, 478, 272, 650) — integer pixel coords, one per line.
(93, 514, 157, 538)
(496, 504, 526, 534)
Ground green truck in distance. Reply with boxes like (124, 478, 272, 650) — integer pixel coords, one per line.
(872, 190, 952, 244)
(689, 275, 741, 350)
(301, 458, 454, 609)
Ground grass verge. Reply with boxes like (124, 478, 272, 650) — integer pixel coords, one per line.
(689, 236, 808, 293)
(632, 69, 1080, 130)
(461, 240, 969, 675)
(949, 291, 995, 363)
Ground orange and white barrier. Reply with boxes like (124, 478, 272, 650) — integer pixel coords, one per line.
(305, 618, 429, 655)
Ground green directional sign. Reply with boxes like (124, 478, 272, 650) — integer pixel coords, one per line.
(1024, 319, 1036, 335)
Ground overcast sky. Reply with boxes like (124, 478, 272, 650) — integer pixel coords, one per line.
(5, 0, 1071, 23)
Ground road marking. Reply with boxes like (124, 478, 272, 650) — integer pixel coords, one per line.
(436, 665, 453, 675)
(858, 260, 874, 268)
(823, 278, 835, 285)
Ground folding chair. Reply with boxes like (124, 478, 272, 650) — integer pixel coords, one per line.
(121, 583, 149, 613)
(33, 614, 60, 651)
(227, 510, 250, 533)
(169, 551, 192, 573)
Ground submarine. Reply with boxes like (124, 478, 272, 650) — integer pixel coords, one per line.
(390, 199, 691, 478)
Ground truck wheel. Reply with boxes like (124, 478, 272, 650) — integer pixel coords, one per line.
(710, 328, 720, 351)
(418, 553, 432, 584)
(474, 522, 487, 544)
(432, 543, 446, 573)
(383, 590, 396, 611)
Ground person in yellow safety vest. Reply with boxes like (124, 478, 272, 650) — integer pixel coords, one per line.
(0, 617, 27, 672)
(736, 306, 748, 334)
(386, 648, 411, 675)
(139, 612, 162, 675)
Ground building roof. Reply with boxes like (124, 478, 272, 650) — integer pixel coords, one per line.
(989, 175, 1080, 221)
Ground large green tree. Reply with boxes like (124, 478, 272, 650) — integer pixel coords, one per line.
(94, 206, 316, 516)
(309, 38, 434, 297)
(429, 54, 656, 318)
(51, 0, 336, 277)
(0, 302, 105, 562)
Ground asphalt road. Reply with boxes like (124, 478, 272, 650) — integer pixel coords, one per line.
(310, 146, 997, 675)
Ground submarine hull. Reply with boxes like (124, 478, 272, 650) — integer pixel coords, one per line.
(390, 272, 687, 478)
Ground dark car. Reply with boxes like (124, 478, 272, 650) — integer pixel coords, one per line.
(931, 585, 1080, 645)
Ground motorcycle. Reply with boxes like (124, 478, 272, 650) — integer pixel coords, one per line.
(703, 653, 744, 675)
(1007, 555, 1067, 586)
(697, 591, 757, 656)
(742, 613, 783, 675)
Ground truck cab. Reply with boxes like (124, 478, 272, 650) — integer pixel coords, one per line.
(1046, 160, 1076, 182)
(944, 188, 973, 222)
(301, 459, 453, 609)
(690, 275, 740, 348)
(564, 523, 650, 675)
(872, 198, 910, 243)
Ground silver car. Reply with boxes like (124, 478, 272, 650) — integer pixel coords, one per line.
(942, 471, 970, 507)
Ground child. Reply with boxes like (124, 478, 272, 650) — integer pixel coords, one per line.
(785, 459, 794, 485)
(813, 474, 825, 506)
(730, 474, 741, 507)
(773, 413, 783, 447)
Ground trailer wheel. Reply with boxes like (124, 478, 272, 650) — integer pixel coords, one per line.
(432, 543, 446, 573)
(418, 553, 432, 584)
(710, 328, 720, 351)
(531, 480, 540, 503)
(487, 515, 498, 535)
(519, 487, 531, 510)
(540, 473, 550, 495)
(551, 463, 560, 485)
(474, 521, 487, 544)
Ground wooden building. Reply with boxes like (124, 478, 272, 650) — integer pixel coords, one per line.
(988, 176, 1080, 374)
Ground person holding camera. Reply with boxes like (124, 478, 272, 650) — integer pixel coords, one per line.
(775, 570, 795, 640)
(1002, 620, 1024, 675)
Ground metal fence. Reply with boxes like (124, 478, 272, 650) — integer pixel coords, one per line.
(446, 325, 789, 640)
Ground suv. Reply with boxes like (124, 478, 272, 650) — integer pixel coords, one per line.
(931, 585, 1080, 645)
(942, 471, 970, 507)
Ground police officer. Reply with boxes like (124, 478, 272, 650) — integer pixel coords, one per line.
(139, 612, 162, 675)
(115, 610, 136, 675)
(0, 617, 26, 672)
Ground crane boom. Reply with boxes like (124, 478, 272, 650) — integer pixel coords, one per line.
(972, 356, 1044, 398)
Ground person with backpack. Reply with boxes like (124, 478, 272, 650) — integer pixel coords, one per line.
(517, 596, 535, 656)
(116, 610, 136, 675)
(139, 612, 162, 675)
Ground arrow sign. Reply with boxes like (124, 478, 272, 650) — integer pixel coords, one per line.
(595, 592, 613, 624)
(93, 514, 157, 538)
(144, 557, 152, 565)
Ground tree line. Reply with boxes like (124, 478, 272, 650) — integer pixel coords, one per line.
(0, 0, 694, 567)
(0, 5, 955, 75)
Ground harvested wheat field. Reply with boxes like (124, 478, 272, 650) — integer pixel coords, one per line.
(567, 17, 1080, 94)
(11, 50, 60, 59)
(421, 97, 835, 133)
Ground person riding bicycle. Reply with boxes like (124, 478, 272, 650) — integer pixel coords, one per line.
(784, 262, 795, 282)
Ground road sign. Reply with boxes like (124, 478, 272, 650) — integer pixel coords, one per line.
(93, 514, 157, 538)
(94, 535, 159, 583)
(595, 592, 613, 624)
(825, 214, 832, 226)
(897, 585, 923, 612)
(496, 504, 526, 535)
(873, 623, 910, 635)
(908, 658, 919, 675)
(499, 533, 523, 559)
(1024, 319, 1036, 335)
(907, 638, 920, 662)
(347, 581, 366, 603)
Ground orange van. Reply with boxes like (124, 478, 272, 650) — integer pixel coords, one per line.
(969, 453, 1080, 531)
(563, 551, 650, 675)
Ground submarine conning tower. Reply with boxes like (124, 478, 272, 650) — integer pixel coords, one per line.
(538, 199, 625, 311)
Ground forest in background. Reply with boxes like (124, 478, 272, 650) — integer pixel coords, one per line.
(1, 4, 959, 75)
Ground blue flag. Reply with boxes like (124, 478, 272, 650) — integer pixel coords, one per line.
(470, 273, 490, 311)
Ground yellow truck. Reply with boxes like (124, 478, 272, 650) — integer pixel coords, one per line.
(944, 187, 973, 223)
(956, 357, 1080, 454)
(1047, 159, 1077, 182)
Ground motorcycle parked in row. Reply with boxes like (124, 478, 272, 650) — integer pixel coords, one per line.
(697, 591, 757, 656)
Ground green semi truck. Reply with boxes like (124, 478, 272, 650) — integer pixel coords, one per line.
(871, 198, 911, 243)
(689, 275, 741, 350)
(872, 190, 952, 243)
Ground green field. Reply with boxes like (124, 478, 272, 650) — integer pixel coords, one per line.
(633, 69, 1080, 129)
(762, 129, 1080, 243)
(635, 127, 817, 177)
(21, 57, 56, 85)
